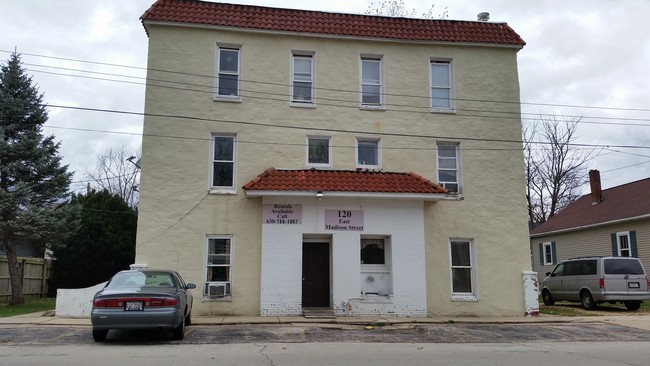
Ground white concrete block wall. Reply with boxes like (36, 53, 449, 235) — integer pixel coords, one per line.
(260, 198, 427, 316)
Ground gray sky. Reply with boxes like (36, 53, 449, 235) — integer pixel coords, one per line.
(2, 0, 649, 193)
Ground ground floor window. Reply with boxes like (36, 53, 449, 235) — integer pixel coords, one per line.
(360, 237, 392, 295)
(449, 239, 477, 301)
(205, 236, 232, 299)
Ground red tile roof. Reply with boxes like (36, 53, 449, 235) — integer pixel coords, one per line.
(141, 0, 525, 47)
(530, 177, 650, 236)
(242, 168, 448, 194)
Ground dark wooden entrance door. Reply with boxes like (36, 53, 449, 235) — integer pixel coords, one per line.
(302, 242, 330, 307)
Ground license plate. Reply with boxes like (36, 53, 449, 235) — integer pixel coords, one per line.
(628, 282, 640, 289)
(125, 301, 143, 311)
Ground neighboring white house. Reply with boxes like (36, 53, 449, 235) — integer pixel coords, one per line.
(136, 0, 532, 317)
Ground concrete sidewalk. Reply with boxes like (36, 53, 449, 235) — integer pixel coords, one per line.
(0, 311, 632, 328)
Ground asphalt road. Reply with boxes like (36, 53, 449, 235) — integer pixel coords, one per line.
(2, 322, 650, 345)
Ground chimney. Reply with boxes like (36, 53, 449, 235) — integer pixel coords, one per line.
(589, 169, 603, 204)
(477, 12, 490, 21)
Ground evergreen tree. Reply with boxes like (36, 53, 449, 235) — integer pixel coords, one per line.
(49, 190, 136, 290)
(0, 53, 73, 304)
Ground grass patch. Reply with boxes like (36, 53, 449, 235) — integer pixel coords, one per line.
(0, 297, 56, 318)
(539, 300, 650, 316)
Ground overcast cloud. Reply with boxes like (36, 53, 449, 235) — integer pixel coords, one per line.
(2, 0, 649, 193)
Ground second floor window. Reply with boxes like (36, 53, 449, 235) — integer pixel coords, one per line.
(617, 232, 631, 257)
(292, 54, 313, 103)
(437, 143, 460, 194)
(431, 60, 452, 110)
(307, 136, 330, 166)
(361, 57, 382, 106)
(217, 46, 240, 98)
(357, 138, 380, 168)
(212, 135, 235, 189)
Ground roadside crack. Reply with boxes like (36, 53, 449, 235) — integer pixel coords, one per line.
(258, 344, 275, 366)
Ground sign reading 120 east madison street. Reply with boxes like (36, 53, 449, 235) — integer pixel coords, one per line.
(325, 210, 364, 231)
(262, 204, 302, 224)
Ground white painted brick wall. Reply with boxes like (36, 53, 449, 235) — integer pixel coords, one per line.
(260, 198, 427, 316)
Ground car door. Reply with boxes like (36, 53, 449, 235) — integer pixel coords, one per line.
(603, 258, 648, 296)
(545, 263, 565, 300)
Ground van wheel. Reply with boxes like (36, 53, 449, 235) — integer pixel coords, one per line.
(541, 290, 555, 306)
(580, 290, 597, 310)
(624, 301, 641, 310)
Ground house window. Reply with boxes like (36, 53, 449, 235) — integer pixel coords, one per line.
(212, 134, 236, 189)
(360, 237, 391, 295)
(307, 136, 330, 167)
(437, 143, 461, 194)
(617, 232, 631, 257)
(216, 46, 240, 98)
(450, 239, 477, 300)
(292, 53, 313, 104)
(431, 60, 452, 110)
(542, 242, 555, 265)
(205, 236, 232, 299)
(356, 138, 380, 169)
(360, 57, 382, 106)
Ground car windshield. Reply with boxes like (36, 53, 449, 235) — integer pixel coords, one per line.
(604, 259, 645, 275)
(107, 271, 176, 288)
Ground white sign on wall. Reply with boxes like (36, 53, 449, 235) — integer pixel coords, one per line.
(325, 210, 364, 231)
(262, 204, 302, 224)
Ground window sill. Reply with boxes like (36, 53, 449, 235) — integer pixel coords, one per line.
(360, 105, 386, 111)
(430, 108, 456, 114)
(451, 295, 478, 302)
(201, 296, 232, 302)
(209, 188, 237, 195)
(213, 96, 242, 103)
(306, 164, 332, 169)
(361, 293, 393, 303)
(290, 102, 316, 109)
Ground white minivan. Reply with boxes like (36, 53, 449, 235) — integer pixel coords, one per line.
(541, 256, 650, 310)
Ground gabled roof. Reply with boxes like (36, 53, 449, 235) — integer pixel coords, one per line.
(243, 168, 448, 197)
(530, 177, 650, 236)
(141, 0, 525, 47)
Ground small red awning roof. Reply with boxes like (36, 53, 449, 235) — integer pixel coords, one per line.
(243, 168, 449, 199)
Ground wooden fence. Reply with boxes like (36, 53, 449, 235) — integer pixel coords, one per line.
(0, 256, 53, 302)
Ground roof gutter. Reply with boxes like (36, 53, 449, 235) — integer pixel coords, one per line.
(530, 213, 650, 238)
(243, 190, 460, 201)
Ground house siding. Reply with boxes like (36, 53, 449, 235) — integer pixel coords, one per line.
(531, 218, 650, 281)
(136, 22, 530, 317)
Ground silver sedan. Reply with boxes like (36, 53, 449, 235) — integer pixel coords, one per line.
(91, 269, 196, 341)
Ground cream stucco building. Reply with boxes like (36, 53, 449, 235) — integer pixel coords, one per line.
(136, 0, 534, 317)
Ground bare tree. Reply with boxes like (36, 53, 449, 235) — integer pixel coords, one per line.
(81, 146, 140, 208)
(524, 115, 601, 225)
(365, 0, 448, 19)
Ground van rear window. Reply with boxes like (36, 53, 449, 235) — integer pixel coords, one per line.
(604, 259, 644, 275)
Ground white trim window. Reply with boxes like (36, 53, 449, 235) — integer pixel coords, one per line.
(216, 45, 240, 99)
(205, 236, 233, 299)
(307, 136, 331, 167)
(437, 143, 461, 194)
(617, 231, 631, 257)
(292, 53, 314, 104)
(211, 134, 236, 190)
(360, 237, 392, 296)
(360, 57, 382, 107)
(356, 138, 381, 169)
(430, 60, 452, 110)
(542, 242, 554, 265)
(450, 239, 477, 301)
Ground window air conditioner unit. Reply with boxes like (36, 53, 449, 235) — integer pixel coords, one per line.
(208, 283, 227, 297)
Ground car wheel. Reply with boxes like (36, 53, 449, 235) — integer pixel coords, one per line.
(624, 301, 641, 310)
(541, 290, 555, 306)
(171, 317, 185, 340)
(580, 290, 597, 310)
(92, 329, 108, 342)
(185, 311, 192, 326)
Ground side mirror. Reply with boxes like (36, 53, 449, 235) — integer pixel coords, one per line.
(545, 272, 552, 277)
(186, 283, 197, 289)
